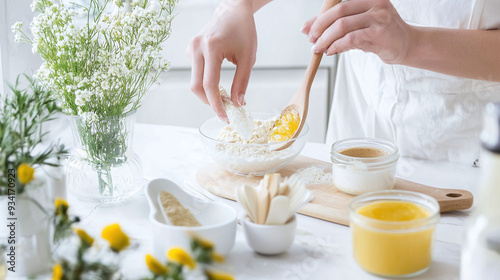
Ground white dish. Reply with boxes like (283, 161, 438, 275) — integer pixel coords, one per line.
(145, 178, 237, 261)
(242, 214, 297, 255)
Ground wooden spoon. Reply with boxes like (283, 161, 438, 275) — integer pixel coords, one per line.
(257, 188, 271, 224)
(243, 185, 259, 223)
(274, 0, 342, 151)
(265, 195, 290, 225)
(266, 173, 281, 198)
(236, 186, 251, 221)
(278, 183, 290, 196)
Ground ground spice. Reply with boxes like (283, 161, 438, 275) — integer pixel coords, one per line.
(159, 191, 201, 227)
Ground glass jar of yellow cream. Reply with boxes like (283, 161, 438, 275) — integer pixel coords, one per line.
(349, 190, 440, 278)
(331, 138, 399, 195)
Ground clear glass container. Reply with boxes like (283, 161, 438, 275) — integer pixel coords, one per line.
(199, 113, 309, 176)
(66, 110, 145, 202)
(331, 138, 399, 195)
(349, 190, 440, 278)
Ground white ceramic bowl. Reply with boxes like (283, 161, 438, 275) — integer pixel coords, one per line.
(146, 178, 237, 261)
(199, 113, 309, 176)
(242, 214, 297, 255)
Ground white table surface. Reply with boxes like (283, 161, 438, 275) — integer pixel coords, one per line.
(27, 123, 482, 279)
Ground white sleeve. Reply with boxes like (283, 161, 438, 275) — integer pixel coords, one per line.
(478, 0, 500, 29)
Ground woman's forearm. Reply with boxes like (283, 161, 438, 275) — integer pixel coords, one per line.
(303, 0, 500, 83)
(219, 0, 273, 13)
(251, 0, 274, 12)
(405, 27, 500, 82)
(187, 0, 273, 120)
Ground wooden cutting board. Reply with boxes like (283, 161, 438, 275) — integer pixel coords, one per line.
(196, 156, 473, 226)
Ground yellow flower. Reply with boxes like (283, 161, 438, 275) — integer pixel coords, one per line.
(167, 247, 196, 269)
(205, 270, 235, 280)
(17, 163, 35, 185)
(54, 197, 69, 215)
(145, 254, 168, 275)
(190, 233, 214, 250)
(52, 263, 63, 280)
(212, 252, 225, 263)
(101, 224, 130, 252)
(54, 197, 68, 209)
(73, 228, 94, 246)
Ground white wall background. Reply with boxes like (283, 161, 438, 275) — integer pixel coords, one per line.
(0, 0, 43, 94)
(137, 0, 338, 142)
(0, 0, 338, 142)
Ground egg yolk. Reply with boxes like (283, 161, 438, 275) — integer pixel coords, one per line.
(269, 111, 300, 142)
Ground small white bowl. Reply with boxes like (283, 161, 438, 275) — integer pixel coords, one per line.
(242, 215, 297, 255)
(145, 178, 237, 261)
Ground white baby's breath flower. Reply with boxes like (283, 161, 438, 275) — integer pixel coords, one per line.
(75, 89, 92, 106)
(81, 111, 98, 125)
(11, 21, 23, 33)
(18, 0, 177, 129)
(75, 96, 85, 107)
(30, 0, 50, 12)
(30, 1, 37, 12)
(14, 33, 23, 43)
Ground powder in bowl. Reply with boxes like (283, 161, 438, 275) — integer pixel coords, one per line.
(200, 112, 308, 176)
(158, 191, 201, 227)
(214, 118, 297, 175)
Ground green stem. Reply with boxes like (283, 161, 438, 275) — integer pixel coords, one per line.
(25, 196, 49, 215)
(97, 166, 113, 196)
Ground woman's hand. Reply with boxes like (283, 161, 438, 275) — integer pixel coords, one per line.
(186, 1, 258, 122)
(302, 0, 414, 65)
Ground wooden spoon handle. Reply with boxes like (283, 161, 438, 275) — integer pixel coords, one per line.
(300, 0, 342, 93)
(257, 189, 270, 224)
(276, 0, 342, 152)
(293, 0, 342, 105)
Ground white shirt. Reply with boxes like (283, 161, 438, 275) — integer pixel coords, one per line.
(326, 0, 500, 165)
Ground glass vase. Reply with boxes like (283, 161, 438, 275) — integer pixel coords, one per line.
(66, 110, 144, 202)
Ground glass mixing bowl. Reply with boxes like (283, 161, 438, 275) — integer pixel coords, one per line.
(199, 113, 309, 176)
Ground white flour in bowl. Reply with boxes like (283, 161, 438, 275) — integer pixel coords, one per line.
(214, 118, 297, 175)
(220, 87, 254, 140)
(218, 118, 275, 144)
